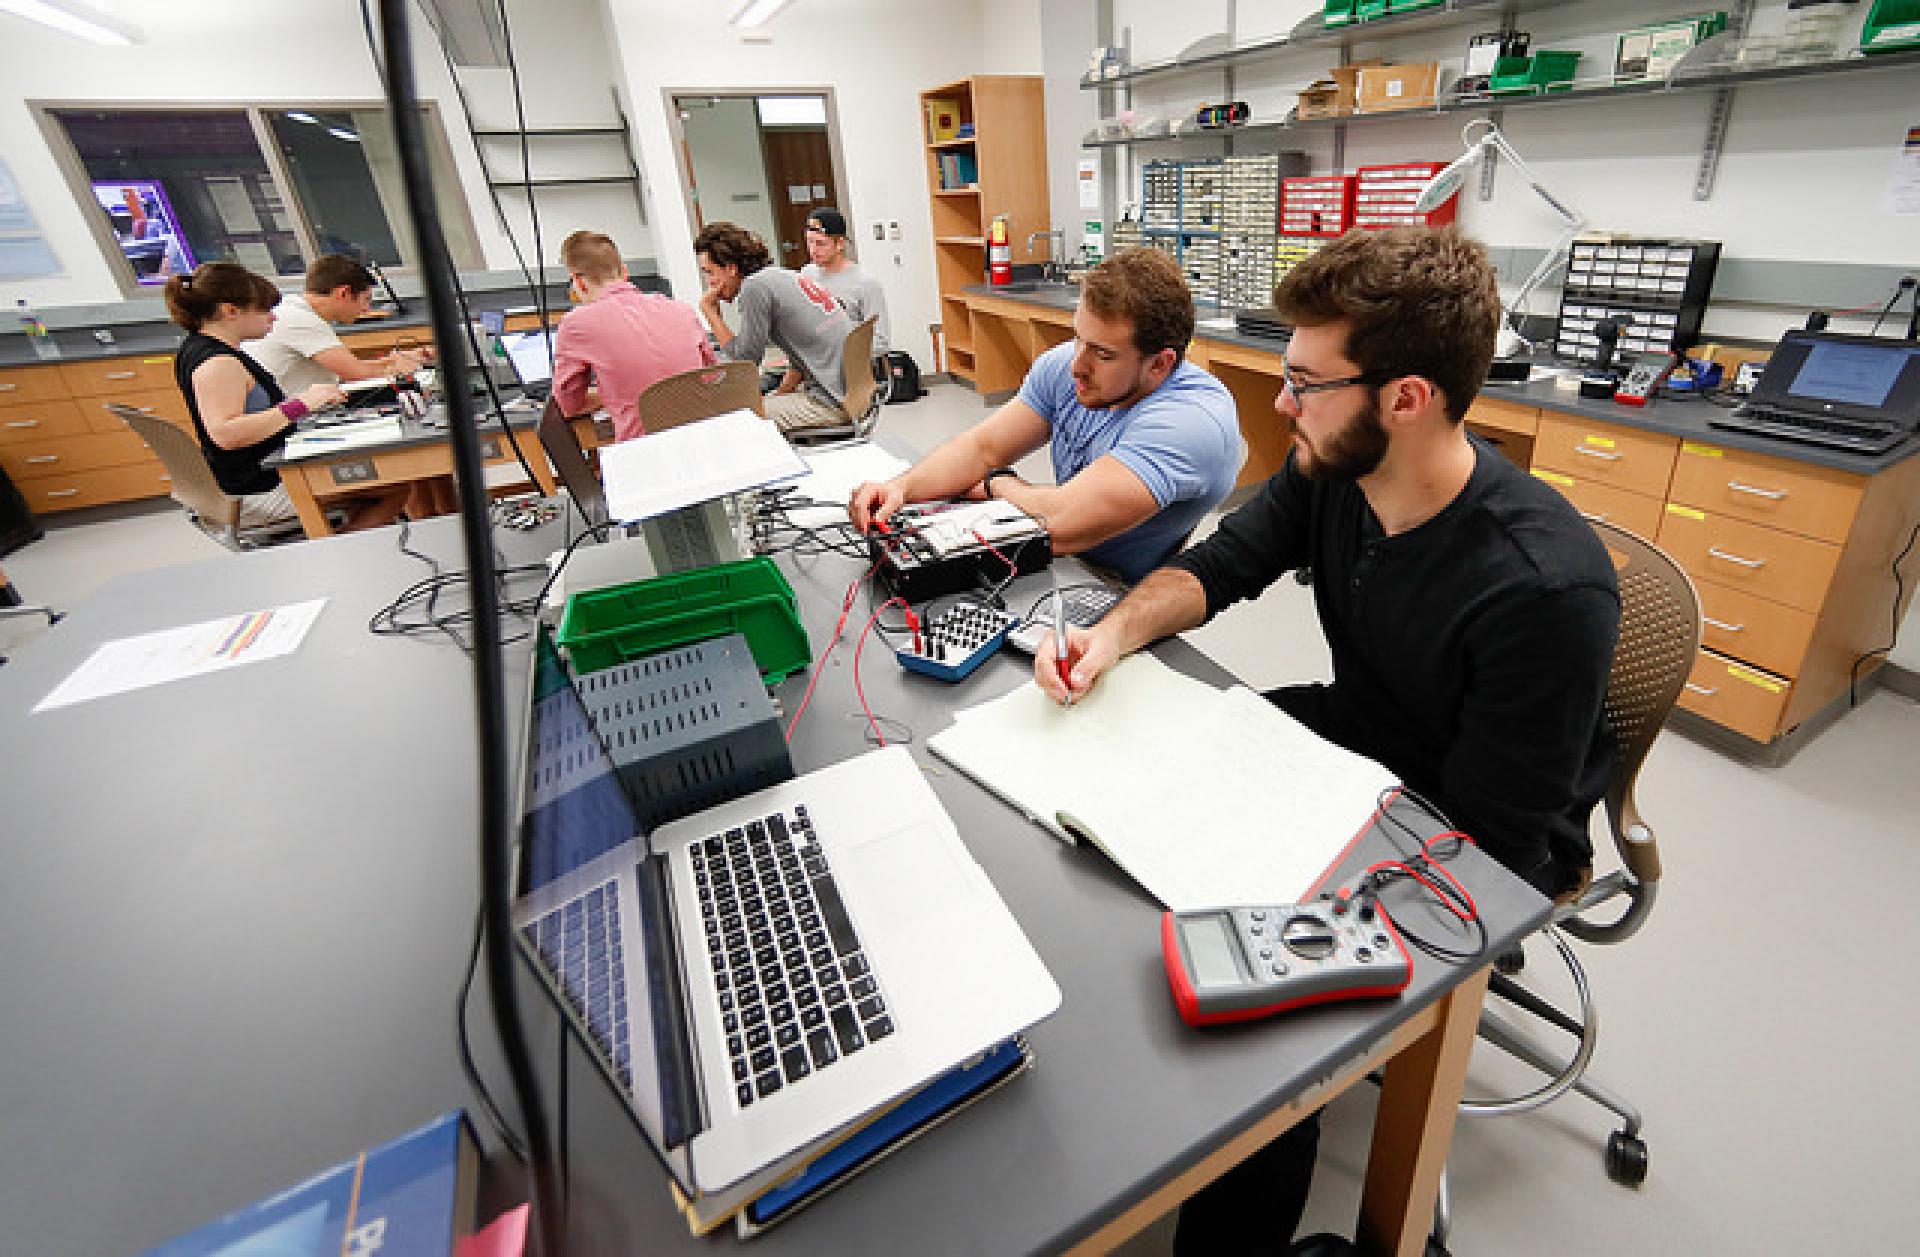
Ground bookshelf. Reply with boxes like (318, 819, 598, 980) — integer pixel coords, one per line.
(919, 76, 1051, 385)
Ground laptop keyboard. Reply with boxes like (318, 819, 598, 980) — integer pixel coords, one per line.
(1736, 405, 1896, 441)
(694, 805, 895, 1109)
(524, 880, 632, 1087)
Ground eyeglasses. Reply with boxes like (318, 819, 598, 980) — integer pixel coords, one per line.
(1279, 362, 1389, 401)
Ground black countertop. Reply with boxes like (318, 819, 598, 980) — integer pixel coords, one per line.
(958, 284, 1920, 477)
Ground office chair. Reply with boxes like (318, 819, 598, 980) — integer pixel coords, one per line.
(786, 316, 883, 448)
(1432, 520, 1698, 1247)
(635, 361, 764, 435)
(108, 405, 306, 551)
(0, 565, 62, 669)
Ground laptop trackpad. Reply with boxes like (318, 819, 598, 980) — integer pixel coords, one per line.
(838, 822, 971, 934)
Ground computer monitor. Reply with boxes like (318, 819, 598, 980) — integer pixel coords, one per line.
(502, 330, 555, 389)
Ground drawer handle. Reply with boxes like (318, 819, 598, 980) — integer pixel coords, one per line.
(26, 455, 58, 464)
(1685, 682, 1719, 697)
(1579, 511, 1607, 523)
(132, 405, 157, 415)
(1702, 616, 1746, 633)
(46, 488, 79, 498)
(6, 419, 41, 429)
(1574, 446, 1623, 462)
(1708, 546, 1767, 569)
(0, 382, 16, 392)
(1727, 480, 1787, 501)
(104, 370, 138, 380)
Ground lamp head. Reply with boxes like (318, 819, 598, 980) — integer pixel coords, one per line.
(1413, 140, 1489, 214)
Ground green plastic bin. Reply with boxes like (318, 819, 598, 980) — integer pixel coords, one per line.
(1324, 1, 1357, 26)
(557, 557, 813, 683)
(1489, 50, 1583, 95)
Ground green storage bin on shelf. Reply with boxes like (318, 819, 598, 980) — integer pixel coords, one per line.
(558, 557, 812, 684)
(1324, 0, 1357, 25)
(1357, 0, 1390, 18)
(1489, 50, 1583, 95)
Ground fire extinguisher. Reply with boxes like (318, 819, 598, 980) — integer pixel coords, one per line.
(988, 214, 1012, 286)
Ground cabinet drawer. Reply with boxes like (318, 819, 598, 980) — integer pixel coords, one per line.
(1465, 397, 1538, 439)
(2, 432, 155, 481)
(1695, 581, 1817, 679)
(1676, 648, 1791, 743)
(1534, 413, 1678, 499)
(0, 397, 92, 444)
(0, 363, 72, 404)
(1656, 505, 1841, 614)
(1668, 440, 1862, 545)
(85, 388, 192, 433)
(19, 462, 174, 513)
(1529, 468, 1664, 539)
(58, 355, 177, 397)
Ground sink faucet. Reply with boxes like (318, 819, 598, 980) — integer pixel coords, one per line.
(1026, 228, 1067, 283)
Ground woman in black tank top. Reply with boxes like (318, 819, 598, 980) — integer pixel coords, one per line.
(165, 263, 346, 500)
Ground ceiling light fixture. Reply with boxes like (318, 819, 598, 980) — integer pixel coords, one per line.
(286, 111, 322, 126)
(729, 0, 793, 28)
(328, 128, 362, 143)
(0, 0, 142, 46)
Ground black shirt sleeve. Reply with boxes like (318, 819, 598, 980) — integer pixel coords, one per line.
(1168, 455, 1314, 618)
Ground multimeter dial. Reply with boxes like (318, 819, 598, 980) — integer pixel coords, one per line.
(1280, 913, 1337, 959)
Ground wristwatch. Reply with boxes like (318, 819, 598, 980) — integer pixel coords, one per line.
(982, 467, 1019, 499)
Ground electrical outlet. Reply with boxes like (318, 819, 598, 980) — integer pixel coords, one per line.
(872, 222, 884, 240)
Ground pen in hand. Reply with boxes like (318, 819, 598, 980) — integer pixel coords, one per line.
(1051, 588, 1073, 706)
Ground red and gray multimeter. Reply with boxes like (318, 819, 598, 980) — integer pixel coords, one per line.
(1161, 890, 1412, 1027)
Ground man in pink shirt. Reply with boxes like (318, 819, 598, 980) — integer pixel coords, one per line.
(552, 230, 715, 441)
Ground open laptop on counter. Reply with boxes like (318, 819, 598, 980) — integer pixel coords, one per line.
(1708, 330, 1920, 457)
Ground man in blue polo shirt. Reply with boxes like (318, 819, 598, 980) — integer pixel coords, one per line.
(848, 248, 1244, 583)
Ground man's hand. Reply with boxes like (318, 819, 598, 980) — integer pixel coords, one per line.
(1033, 624, 1121, 705)
(848, 480, 906, 533)
(386, 348, 426, 376)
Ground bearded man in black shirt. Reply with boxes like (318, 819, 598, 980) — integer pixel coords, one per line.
(1033, 226, 1620, 1254)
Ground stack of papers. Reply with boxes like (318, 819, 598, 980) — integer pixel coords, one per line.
(929, 654, 1400, 910)
(282, 415, 404, 459)
(599, 409, 808, 522)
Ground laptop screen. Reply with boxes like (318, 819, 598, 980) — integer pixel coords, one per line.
(514, 631, 700, 1185)
(1759, 331, 1920, 423)
(502, 330, 555, 387)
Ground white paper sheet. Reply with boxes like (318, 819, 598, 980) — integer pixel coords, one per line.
(35, 599, 328, 713)
(599, 409, 807, 522)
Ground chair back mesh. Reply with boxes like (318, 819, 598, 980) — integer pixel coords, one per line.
(108, 405, 241, 536)
(840, 316, 879, 426)
(636, 361, 764, 434)
(1591, 520, 1700, 876)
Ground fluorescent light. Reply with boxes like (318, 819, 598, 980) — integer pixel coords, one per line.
(0, 0, 142, 45)
(286, 111, 321, 126)
(327, 128, 361, 143)
(729, 0, 793, 28)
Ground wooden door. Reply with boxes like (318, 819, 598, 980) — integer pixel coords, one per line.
(761, 128, 835, 271)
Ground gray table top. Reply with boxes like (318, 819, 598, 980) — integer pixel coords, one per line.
(0, 511, 1547, 1256)
(958, 283, 1919, 476)
(261, 395, 549, 469)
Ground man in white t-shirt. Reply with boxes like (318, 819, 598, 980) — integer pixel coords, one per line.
(244, 254, 426, 395)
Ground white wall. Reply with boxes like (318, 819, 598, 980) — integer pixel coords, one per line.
(979, 0, 1044, 74)
(677, 98, 783, 251)
(600, 0, 987, 369)
(0, 0, 642, 311)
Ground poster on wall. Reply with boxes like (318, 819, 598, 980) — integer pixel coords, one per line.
(90, 180, 195, 284)
(0, 159, 63, 280)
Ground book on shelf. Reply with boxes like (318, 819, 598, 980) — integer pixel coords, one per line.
(937, 151, 979, 191)
(139, 1111, 481, 1257)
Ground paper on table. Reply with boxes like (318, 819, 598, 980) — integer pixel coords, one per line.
(599, 408, 808, 523)
(928, 654, 1398, 911)
(35, 598, 328, 713)
(775, 443, 911, 528)
(282, 415, 403, 459)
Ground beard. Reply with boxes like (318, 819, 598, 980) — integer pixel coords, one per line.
(1295, 394, 1389, 482)
(1074, 359, 1155, 411)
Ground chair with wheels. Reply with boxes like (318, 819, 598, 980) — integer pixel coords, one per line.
(635, 360, 764, 435)
(1435, 519, 1699, 1246)
(107, 405, 306, 551)
(784, 316, 883, 448)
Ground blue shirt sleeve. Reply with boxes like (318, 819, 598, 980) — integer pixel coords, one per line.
(1103, 370, 1239, 509)
(1015, 342, 1074, 427)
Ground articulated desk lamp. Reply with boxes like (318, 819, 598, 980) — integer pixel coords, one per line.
(1414, 120, 1586, 367)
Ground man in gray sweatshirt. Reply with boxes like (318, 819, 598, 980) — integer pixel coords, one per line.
(694, 221, 857, 435)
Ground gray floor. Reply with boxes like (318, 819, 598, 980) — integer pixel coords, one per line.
(5, 379, 1915, 1252)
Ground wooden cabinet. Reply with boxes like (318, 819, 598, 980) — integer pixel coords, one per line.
(1465, 397, 1538, 468)
(0, 355, 183, 514)
(920, 76, 1051, 387)
(1533, 413, 1679, 500)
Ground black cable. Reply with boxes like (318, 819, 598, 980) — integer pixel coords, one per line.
(1848, 518, 1920, 707)
(375, 7, 560, 1257)
(456, 906, 530, 1163)
(1867, 285, 1905, 336)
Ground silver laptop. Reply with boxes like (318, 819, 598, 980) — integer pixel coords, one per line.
(501, 329, 555, 399)
(1708, 330, 1920, 457)
(510, 631, 1060, 1196)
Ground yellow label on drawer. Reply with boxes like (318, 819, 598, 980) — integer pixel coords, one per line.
(1727, 664, 1784, 694)
(1531, 469, 1574, 487)
(1680, 442, 1723, 458)
(1665, 504, 1705, 520)
(1581, 435, 1616, 449)
(141, 356, 171, 365)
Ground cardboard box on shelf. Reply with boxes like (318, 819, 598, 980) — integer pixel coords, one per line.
(1297, 80, 1342, 119)
(1356, 61, 1445, 112)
